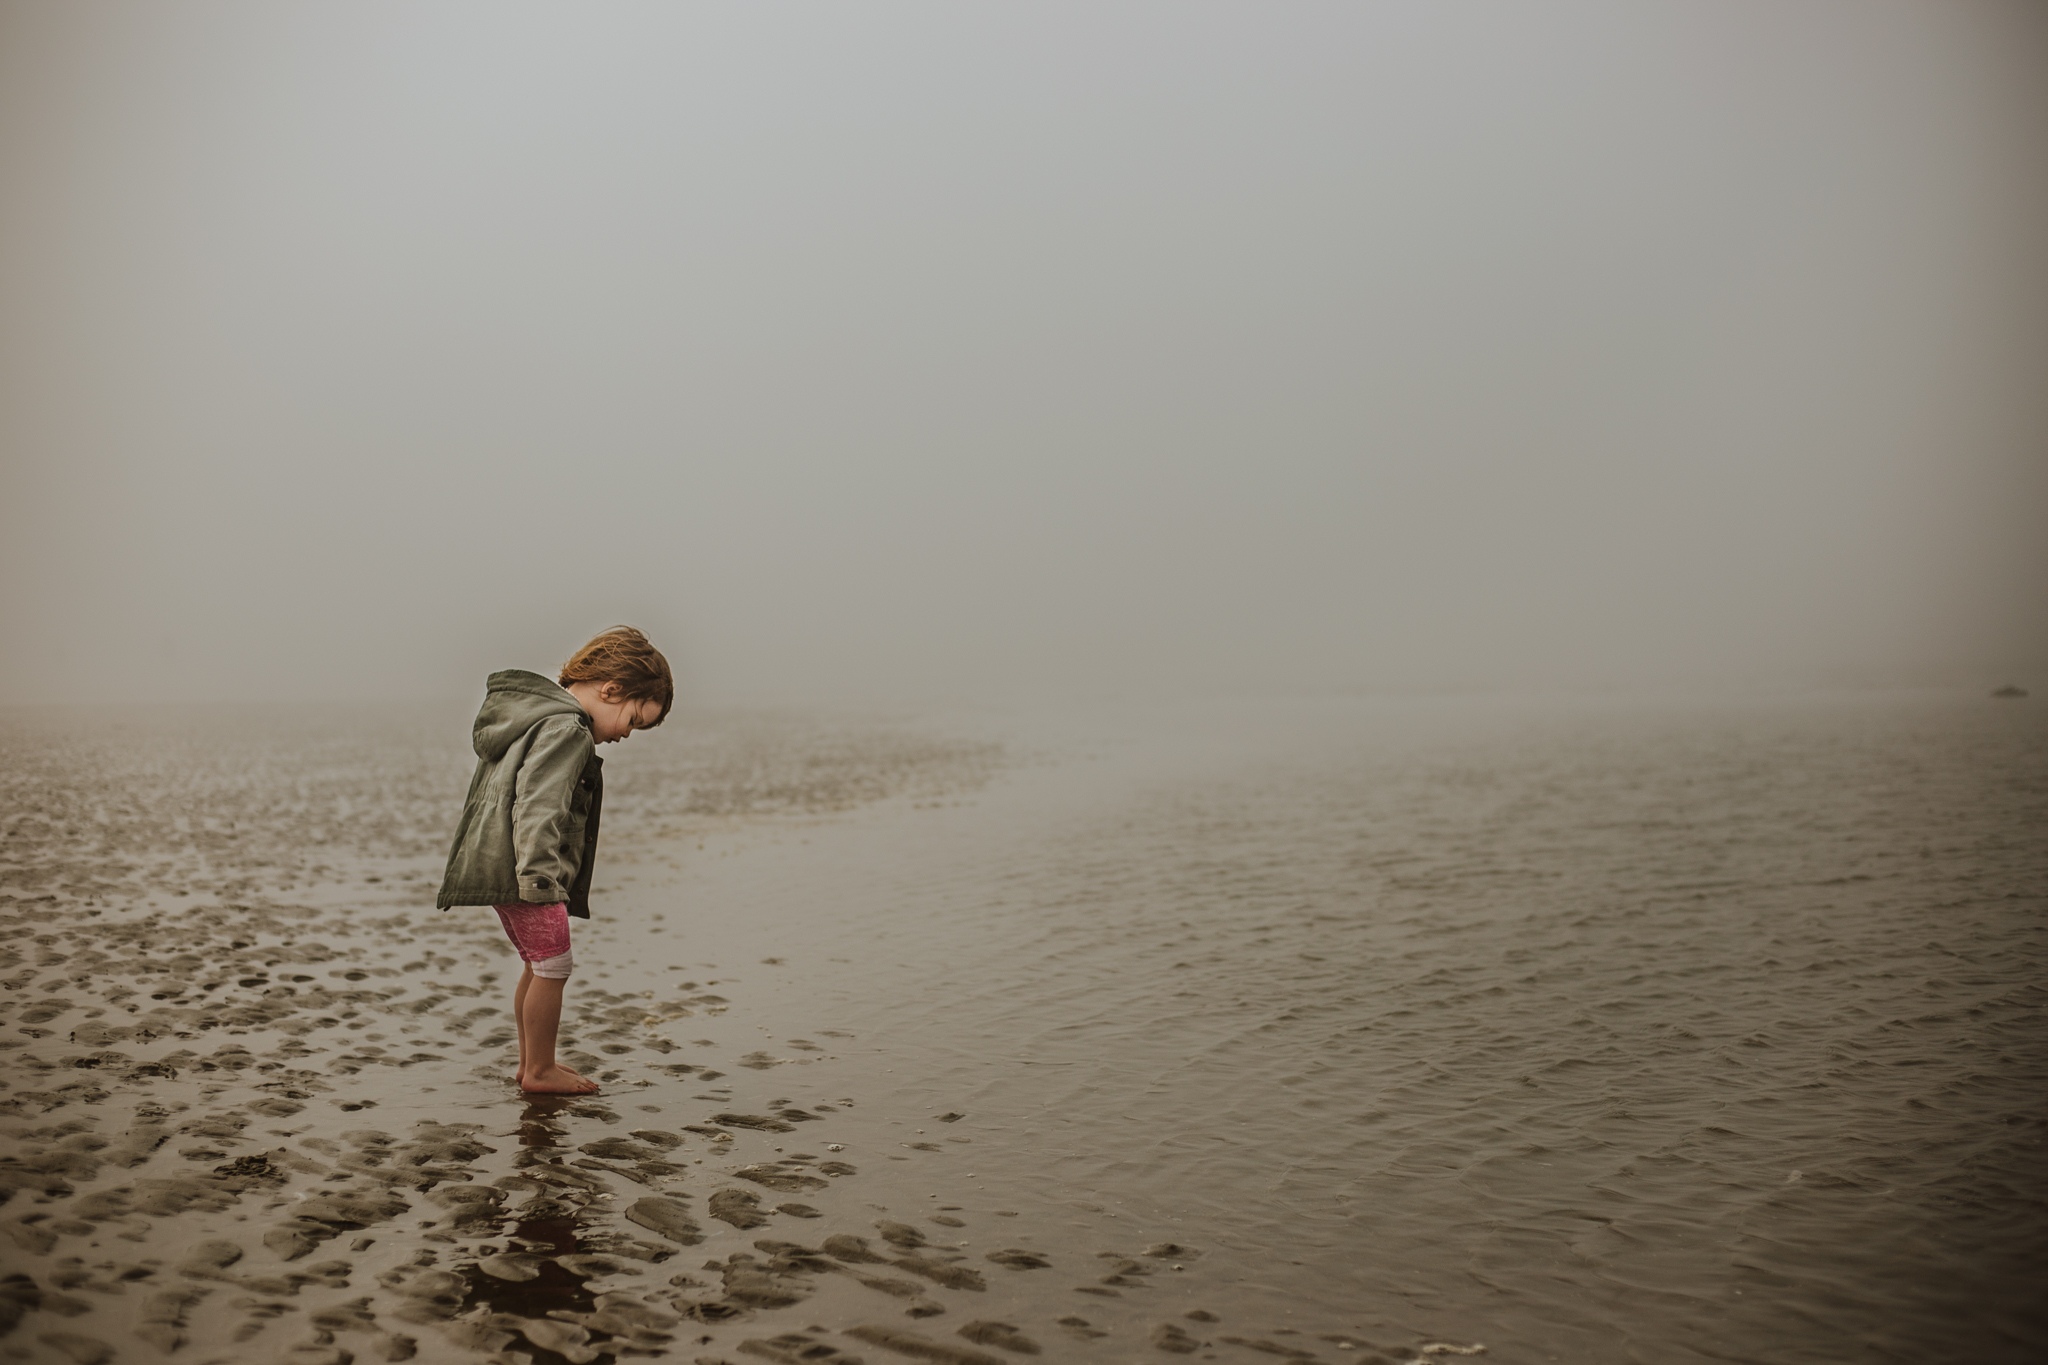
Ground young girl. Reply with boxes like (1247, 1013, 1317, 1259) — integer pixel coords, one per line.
(438, 626, 673, 1094)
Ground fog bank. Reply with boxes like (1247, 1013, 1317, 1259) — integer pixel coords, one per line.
(2, 2, 2044, 705)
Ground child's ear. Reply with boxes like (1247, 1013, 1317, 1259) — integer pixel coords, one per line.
(600, 681, 625, 703)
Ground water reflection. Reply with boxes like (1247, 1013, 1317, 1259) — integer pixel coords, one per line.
(457, 1097, 616, 1365)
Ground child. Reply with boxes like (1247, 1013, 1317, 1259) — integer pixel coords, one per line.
(438, 626, 673, 1094)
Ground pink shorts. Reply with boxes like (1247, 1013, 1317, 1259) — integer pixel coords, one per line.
(493, 902, 574, 979)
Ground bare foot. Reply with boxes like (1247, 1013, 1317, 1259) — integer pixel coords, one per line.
(520, 1063, 599, 1095)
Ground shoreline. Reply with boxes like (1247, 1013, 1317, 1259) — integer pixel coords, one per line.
(5, 695, 2041, 1364)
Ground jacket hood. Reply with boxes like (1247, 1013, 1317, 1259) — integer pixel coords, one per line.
(471, 669, 590, 761)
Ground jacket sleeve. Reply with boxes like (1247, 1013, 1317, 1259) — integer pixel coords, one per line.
(510, 715, 593, 903)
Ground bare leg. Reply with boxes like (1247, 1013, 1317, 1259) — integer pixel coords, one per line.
(512, 963, 533, 1086)
(518, 974, 598, 1094)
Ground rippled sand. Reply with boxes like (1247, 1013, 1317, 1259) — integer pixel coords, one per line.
(1, 694, 2042, 1365)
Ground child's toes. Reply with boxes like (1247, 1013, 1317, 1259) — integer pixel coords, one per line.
(520, 1065, 600, 1095)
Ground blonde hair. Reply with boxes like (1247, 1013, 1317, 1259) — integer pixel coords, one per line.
(559, 626, 674, 726)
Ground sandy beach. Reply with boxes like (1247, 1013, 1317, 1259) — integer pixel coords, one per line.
(6, 2, 2045, 1361)
(1, 695, 2044, 1365)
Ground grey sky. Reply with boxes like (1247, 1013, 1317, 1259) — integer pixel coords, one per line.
(3, 2, 2043, 705)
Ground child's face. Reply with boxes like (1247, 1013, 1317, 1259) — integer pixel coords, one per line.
(580, 683, 663, 744)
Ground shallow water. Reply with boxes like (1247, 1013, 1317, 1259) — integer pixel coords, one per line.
(0, 693, 2042, 1365)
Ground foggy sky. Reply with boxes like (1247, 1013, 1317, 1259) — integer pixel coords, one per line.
(3, 1, 2044, 707)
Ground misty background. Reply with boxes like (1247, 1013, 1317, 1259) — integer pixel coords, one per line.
(2, 1, 2043, 708)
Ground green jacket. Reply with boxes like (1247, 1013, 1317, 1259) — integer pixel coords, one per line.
(437, 670, 605, 919)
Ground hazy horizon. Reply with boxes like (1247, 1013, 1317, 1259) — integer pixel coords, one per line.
(3, 1, 2044, 708)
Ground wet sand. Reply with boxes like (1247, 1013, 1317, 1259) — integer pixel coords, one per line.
(2, 695, 2044, 1365)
